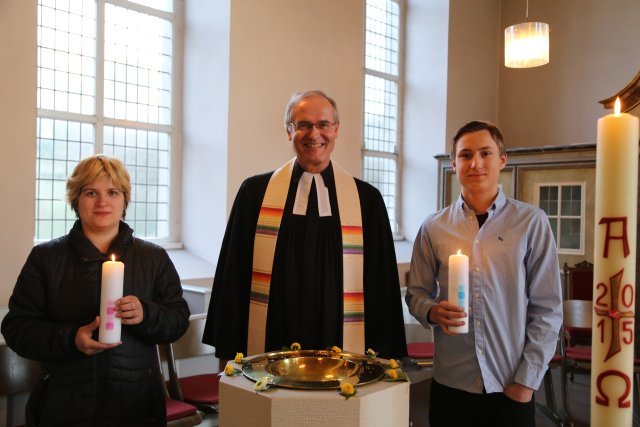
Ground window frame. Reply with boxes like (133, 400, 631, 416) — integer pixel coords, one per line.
(35, 0, 184, 247)
(362, 0, 406, 237)
(534, 181, 586, 255)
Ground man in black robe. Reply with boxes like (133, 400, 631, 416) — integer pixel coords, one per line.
(203, 90, 407, 363)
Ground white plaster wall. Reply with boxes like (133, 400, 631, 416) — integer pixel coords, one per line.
(401, 0, 501, 241)
(498, 0, 640, 148)
(0, 0, 37, 305)
(0, 1, 36, 424)
(401, 0, 450, 241)
(226, 0, 365, 212)
(446, 0, 501, 138)
(180, 0, 230, 265)
(3, 0, 640, 311)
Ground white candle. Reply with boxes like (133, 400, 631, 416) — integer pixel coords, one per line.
(99, 254, 124, 344)
(591, 97, 639, 426)
(448, 249, 469, 333)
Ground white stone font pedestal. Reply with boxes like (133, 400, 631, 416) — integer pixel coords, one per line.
(219, 373, 410, 427)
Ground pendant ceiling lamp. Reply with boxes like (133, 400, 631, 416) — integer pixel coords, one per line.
(504, 0, 549, 68)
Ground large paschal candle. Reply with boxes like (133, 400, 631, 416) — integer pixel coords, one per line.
(448, 249, 469, 333)
(99, 255, 124, 344)
(591, 97, 639, 426)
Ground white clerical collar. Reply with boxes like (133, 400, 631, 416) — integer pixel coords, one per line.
(293, 172, 332, 217)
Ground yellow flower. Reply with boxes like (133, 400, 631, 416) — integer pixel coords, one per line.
(386, 369, 399, 379)
(224, 364, 235, 376)
(290, 342, 301, 351)
(389, 359, 399, 369)
(331, 346, 342, 353)
(366, 348, 378, 358)
(341, 382, 355, 395)
(254, 376, 270, 392)
(234, 352, 244, 364)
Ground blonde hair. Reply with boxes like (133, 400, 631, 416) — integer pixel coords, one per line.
(66, 154, 131, 219)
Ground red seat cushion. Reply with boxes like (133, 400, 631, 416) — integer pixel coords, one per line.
(180, 373, 221, 404)
(564, 326, 591, 339)
(565, 346, 591, 362)
(407, 342, 434, 359)
(549, 354, 562, 364)
(165, 397, 198, 421)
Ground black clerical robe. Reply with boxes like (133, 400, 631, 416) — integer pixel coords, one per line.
(203, 162, 407, 360)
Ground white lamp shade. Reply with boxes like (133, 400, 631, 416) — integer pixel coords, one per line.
(504, 21, 549, 68)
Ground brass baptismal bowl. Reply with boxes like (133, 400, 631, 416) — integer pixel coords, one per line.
(265, 356, 362, 383)
(242, 349, 385, 389)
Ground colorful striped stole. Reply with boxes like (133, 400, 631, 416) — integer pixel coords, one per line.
(247, 158, 365, 355)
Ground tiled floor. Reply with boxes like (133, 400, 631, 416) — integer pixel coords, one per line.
(200, 413, 218, 427)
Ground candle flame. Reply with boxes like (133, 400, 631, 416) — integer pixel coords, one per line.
(457, 249, 461, 255)
(111, 254, 116, 262)
(614, 97, 621, 116)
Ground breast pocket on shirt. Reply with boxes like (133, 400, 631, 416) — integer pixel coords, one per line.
(484, 232, 527, 293)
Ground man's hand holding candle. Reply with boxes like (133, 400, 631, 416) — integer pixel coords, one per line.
(427, 301, 467, 336)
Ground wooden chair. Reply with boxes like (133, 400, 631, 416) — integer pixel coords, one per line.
(535, 350, 566, 426)
(406, 341, 434, 368)
(161, 313, 220, 414)
(401, 283, 435, 369)
(156, 346, 204, 427)
(563, 260, 593, 301)
(560, 299, 592, 424)
(0, 345, 42, 427)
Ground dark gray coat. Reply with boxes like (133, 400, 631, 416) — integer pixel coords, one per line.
(1, 221, 190, 426)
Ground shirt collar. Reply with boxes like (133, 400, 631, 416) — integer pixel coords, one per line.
(456, 187, 506, 216)
(292, 161, 333, 217)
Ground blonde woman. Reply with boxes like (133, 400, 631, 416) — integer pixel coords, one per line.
(2, 154, 189, 426)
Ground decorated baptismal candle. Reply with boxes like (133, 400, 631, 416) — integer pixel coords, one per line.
(591, 97, 639, 426)
(99, 254, 124, 344)
(448, 249, 469, 333)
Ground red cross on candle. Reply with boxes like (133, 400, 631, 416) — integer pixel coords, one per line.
(594, 269, 634, 362)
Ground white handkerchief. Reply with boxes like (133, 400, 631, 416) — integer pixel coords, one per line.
(293, 172, 332, 217)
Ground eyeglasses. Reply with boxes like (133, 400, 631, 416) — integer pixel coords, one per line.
(289, 120, 337, 132)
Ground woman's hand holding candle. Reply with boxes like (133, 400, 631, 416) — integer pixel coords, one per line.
(115, 295, 144, 325)
(75, 316, 120, 356)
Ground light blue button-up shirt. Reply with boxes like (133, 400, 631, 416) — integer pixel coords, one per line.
(406, 190, 563, 393)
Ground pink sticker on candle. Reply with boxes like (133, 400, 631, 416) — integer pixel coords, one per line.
(106, 322, 114, 330)
(107, 307, 115, 315)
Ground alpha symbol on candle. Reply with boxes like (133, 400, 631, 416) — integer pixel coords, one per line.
(599, 217, 630, 258)
(594, 269, 634, 362)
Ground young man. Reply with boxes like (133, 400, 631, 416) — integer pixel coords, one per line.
(406, 121, 563, 427)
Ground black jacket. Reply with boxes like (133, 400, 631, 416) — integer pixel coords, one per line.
(1, 221, 190, 426)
